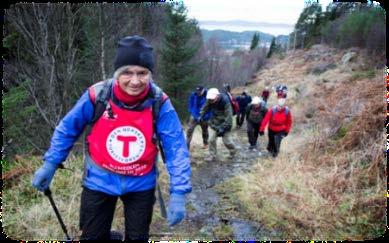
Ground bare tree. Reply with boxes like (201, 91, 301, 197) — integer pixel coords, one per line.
(4, 3, 83, 154)
(6, 3, 83, 127)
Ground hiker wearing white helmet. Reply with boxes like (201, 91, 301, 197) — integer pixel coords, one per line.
(245, 96, 268, 150)
(199, 88, 237, 162)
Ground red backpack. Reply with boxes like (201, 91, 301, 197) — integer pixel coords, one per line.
(226, 92, 239, 115)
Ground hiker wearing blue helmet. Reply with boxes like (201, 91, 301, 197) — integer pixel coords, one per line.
(32, 35, 191, 240)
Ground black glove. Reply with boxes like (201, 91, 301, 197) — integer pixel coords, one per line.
(259, 131, 264, 136)
(283, 131, 288, 137)
(217, 128, 225, 137)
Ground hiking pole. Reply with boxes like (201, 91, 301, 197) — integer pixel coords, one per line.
(157, 183, 167, 218)
(157, 142, 168, 219)
(44, 188, 71, 241)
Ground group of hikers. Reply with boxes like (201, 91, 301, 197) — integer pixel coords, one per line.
(31, 35, 292, 241)
(186, 83, 292, 162)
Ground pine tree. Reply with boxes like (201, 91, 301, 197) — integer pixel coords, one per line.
(267, 37, 277, 58)
(294, 2, 322, 48)
(250, 32, 260, 50)
(159, 2, 202, 118)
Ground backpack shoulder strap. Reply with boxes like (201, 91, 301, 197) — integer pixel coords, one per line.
(271, 106, 277, 116)
(285, 106, 289, 115)
(272, 105, 289, 116)
(89, 78, 114, 124)
(150, 82, 168, 162)
(150, 82, 168, 122)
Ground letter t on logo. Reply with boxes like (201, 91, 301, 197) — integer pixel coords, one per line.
(117, 135, 137, 157)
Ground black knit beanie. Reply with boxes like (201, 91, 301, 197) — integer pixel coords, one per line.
(114, 35, 154, 72)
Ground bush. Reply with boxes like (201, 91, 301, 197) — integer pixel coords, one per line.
(3, 83, 38, 158)
(350, 69, 376, 81)
(322, 6, 386, 53)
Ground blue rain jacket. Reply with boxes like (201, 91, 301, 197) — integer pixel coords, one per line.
(43, 85, 192, 196)
(188, 90, 211, 121)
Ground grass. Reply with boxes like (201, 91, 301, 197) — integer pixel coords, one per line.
(2, 153, 173, 241)
(350, 69, 376, 81)
(211, 47, 386, 240)
(2, 154, 84, 240)
(212, 224, 234, 239)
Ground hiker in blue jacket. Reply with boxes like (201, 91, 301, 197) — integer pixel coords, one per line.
(32, 35, 191, 241)
(186, 86, 211, 149)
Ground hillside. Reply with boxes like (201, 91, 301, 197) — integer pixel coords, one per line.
(151, 44, 386, 240)
(201, 29, 288, 48)
(2, 44, 385, 241)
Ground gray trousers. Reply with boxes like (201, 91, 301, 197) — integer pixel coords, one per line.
(208, 128, 236, 158)
(186, 116, 209, 148)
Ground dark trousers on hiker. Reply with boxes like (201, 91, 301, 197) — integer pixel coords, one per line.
(267, 129, 285, 157)
(79, 186, 155, 241)
(186, 116, 209, 148)
(247, 121, 260, 148)
(236, 109, 246, 127)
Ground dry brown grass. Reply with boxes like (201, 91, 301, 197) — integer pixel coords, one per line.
(221, 45, 386, 240)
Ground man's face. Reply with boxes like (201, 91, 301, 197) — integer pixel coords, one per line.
(117, 65, 151, 96)
(209, 95, 219, 104)
(196, 89, 204, 96)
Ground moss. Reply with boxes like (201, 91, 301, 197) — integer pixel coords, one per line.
(350, 69, 376, 81)
(212, 224, 234, 240)
(336, 126, 348, 140)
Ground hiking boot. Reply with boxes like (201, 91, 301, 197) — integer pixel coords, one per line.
(204, 156, 217, 162)
(249, 145, 257, 150)
(227, 151, 237, 159)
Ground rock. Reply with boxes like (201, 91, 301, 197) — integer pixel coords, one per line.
(341, 52, 357, 65)
(310, 62, 336, 75)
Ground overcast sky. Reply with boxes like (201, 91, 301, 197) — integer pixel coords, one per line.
(184, 0, 334, 35)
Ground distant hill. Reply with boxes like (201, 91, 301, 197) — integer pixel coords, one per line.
(200, 29, 289, 50)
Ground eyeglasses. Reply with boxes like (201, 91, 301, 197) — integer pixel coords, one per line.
(121, 70, 149, 78)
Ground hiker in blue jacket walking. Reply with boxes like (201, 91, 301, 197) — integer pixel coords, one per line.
(32, 35, 191, 241)
(186, 86, 211, 149)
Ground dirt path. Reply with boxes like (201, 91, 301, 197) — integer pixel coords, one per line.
(150, 124, 279, 240)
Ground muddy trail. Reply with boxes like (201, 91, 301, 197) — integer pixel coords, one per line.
(150, 126, 279, 240)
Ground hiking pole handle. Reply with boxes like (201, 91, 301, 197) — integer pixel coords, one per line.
(44, 188, 71, 240)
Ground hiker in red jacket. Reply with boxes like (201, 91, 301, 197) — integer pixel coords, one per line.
(259, 98, 292, 157)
